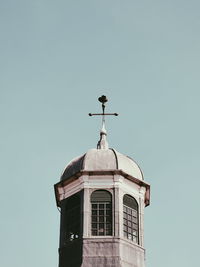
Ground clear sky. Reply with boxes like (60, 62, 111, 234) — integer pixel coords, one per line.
(0, 1, 200, 266)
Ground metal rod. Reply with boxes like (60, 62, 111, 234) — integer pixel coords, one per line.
(89, 113, 118, 116)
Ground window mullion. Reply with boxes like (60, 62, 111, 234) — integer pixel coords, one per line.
(97, 203, 99, 235)
(91, 190, 112, 237)
(123, 204, 138, 243)
(104, 203, 106, 236)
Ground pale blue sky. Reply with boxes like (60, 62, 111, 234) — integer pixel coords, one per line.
(0, 1, 200, 267)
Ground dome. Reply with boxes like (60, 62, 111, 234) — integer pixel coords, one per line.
(61, 148, 143, 181)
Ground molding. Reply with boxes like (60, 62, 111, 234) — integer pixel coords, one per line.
(54, 170, 150, 207)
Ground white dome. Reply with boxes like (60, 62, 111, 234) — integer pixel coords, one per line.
(61, 148, 143, 181)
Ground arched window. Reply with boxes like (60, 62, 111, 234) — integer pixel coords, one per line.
(123, 194, 139, 243)
(91, 190, 112, 236)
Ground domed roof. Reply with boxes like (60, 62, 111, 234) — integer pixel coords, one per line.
(61, 148, 143, 181)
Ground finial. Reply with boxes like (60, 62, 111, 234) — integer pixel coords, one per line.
(89, 95, 118, 150)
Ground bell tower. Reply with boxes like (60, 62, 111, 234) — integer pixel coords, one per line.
(54, 96, 150, 267)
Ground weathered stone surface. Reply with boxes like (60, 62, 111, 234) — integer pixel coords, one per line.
(81, 238, 145, 267)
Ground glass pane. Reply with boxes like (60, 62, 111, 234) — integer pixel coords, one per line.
(92, 230, 97, 235)
(106, 216, 111, 222)
(92, 204, 97, 209)
(91, 196, 112, 237)
(99, 231, 104, 236)
(127, 208, 131, 215)
(92, 216, 97, 222)
(106, 223, 111, 230)
(132, 223, 137, 230)
(123, 225, 127, 231)
(92, 210, 97, 215)
(106, 230, 111, 235)
(128, 227, 132, 233)
(132, 210, 137, 217)
(98, 227, 104, 235)
(99, 210, 104, 215)
(91, 190, 112, 202)
(106, 203, 111, 209)
(128, 234, 132, 240)
(99, 216, 104, 222)
(99, 223, 104, 229)
(124, 231, 128, 238)
(132, 236, 137, 242)
(123, 195, 138, 210)
(92, 223, 97, 229)
(132, 217, 137, 223)
(123, 203, 139, 243)
(133, 231, 137, 237)
(99, 204, 104, 209)
(106, 210, 111, 215)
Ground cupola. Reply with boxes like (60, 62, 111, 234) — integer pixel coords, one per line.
(54, 95, 150, 267)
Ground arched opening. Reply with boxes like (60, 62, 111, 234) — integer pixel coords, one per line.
(91, 190, 112, 236)
(123, 194, 139, 243)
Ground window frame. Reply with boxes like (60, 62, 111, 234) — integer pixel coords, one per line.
(91, 190, 112, 236)
(123, 194, 139, 244)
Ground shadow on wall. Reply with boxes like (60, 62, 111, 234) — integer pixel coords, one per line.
(59, 191, 83, 267)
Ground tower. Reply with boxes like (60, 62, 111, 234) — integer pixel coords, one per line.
(54, 96, 150, 267)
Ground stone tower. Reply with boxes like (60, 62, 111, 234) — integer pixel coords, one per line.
(54, 97, 150, 267)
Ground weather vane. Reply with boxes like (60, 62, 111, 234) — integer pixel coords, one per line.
(89, 95, 118, 149)
(89, 95, 118, 123)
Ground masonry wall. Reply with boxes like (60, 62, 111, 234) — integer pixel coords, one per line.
(56, 172, 148, 267)
(81, 238, 145, 267)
